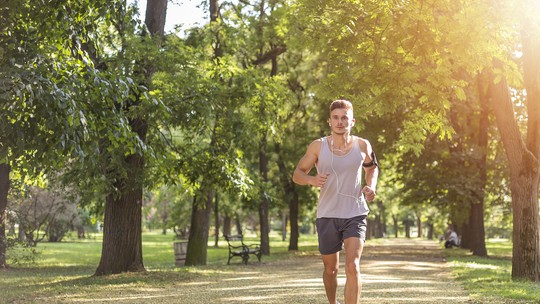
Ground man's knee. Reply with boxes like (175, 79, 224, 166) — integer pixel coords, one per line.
(345, 260, 360, 277)
(324, 265, 339, 277)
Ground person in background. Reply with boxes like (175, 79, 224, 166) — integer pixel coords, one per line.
(445, 227, 459, 248)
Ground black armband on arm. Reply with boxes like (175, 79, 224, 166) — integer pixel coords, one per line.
(363, 151, 379, 168)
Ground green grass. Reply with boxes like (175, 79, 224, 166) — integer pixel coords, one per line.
(1, 231, 320, 303)
(444, 239, 540, 303)
(4, 234, 540, 303)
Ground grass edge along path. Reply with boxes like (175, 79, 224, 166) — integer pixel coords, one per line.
(2, 234, 538, 303)
(445, 239, 540, 303)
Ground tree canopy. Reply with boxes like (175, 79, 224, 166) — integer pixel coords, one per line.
(2, 0, 540, 281)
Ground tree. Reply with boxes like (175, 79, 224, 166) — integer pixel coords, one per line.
(0, 0, 132, 269)
(487, 52, 540, 280)
(0, 164, 9, 267)
(95, 0, 168, 275)
(184, 0, 222, 266)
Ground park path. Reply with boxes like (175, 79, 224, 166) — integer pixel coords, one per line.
(44, 238, 470, 303)
(119, 238, 471, 304)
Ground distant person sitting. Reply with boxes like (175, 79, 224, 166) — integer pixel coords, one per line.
(445, 229, 459, 248)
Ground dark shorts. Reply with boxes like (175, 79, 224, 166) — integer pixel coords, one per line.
(315, 215, 368, 255)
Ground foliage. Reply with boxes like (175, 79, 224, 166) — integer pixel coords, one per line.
(143, 185, 193, 238)
(0, 0, 138, 172)
(5, 237, 40, 265)
(9, 184, 80, 245)
(1, 0, 531, 280)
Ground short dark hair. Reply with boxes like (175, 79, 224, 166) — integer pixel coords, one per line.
(330, 99, 353, 112)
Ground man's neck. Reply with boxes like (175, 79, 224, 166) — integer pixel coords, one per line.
(331, 133, 352, 148)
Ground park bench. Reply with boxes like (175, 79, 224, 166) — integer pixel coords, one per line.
(224, 234, 262, 265)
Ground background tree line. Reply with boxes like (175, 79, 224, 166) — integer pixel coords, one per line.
(1, 0, 539, 281)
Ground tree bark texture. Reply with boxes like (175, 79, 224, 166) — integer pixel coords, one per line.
(185, 193, 213, 266)
(416, 211, 422, 238)
(488, 58, 540, 281)
(404, 221, 411, 238)
(392, 215, 398, 238)
(214, 193, 220, 247)
(95, 178, 145, 275)
(223, 214, 231, 236)
(95, 0, 167, 275)
(281, 212, 288, 241)
(235, 214, 242, 235)
(0, 163, 10, 268)
(467, 76, 490, 257)
(145, 0, 167, 37)
(259, 132, 270, 255)
(375, 201, 386, 238)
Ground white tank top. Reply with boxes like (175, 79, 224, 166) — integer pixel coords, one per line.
(316, 136, 369, 218)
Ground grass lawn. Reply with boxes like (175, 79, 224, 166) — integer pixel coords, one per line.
(1, 231, 319, 303)
(444, 239, 540, 303)
(3, 234, 540, 303)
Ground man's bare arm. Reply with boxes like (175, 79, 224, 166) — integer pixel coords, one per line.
(293, 140, 329, 187)
(362, 139, 379, 201)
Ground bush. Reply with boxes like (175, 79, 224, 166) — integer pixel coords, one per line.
(6, 238, 41, 265)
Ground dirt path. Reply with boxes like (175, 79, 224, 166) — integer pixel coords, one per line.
(116, 238, 470, 304)
(43, 239, 469, 303)
(360, 239, 470, 303)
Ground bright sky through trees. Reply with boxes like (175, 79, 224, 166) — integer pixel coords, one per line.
(134, 0, 206, 33)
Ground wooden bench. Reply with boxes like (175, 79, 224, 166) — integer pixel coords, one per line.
(224, 234, 262, 265)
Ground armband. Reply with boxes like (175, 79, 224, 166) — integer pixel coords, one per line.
(362, 152, 379, 168)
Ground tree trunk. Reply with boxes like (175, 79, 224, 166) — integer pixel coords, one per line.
(223, 214, 231, 236)
(404, 221, 411, 238)
(185, 193, 213, 266)
(94, 0, 167, 275)
(427, 222, 434, 240)
(376, 201, 386, 238)
(467, 76, 489, 257)
(467, 199, 486, 255)
(488, 58, 540, 281)
(459, 220, 472, 250)
(416, 211, 422, 238)
(95, 179, 145, 275)
(0, 163, 10, 268)
(281, 211, 288, 241)
(185, 112, 219, 265)
(214, 193, 219, 247)
(288, 192, 299, 251)
(275, 143, 299, 251)
(259, 132, 271, 255)
(235, 213, 242, 235)
(392, 214, 398, 238)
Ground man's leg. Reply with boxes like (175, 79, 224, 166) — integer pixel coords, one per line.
(321, 252, 340, 304)
(343, 237, 364, 304)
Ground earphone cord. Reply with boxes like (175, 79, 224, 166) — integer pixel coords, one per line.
(330, 138, 363, 204)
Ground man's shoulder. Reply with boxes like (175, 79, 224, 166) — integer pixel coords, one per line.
(354, 135, 371, 144)
(306, 137, 324, 153)
(309, 137, 325, 146)
(354, 136, 371, 150)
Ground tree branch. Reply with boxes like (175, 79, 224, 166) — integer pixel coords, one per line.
(252, 46, 287, 66)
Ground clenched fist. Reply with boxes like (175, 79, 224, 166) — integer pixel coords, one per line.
(311, 173, 330, 188)
(362, 186, 376, 202)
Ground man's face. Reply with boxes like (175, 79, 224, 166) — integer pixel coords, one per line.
(329, 108, 355, 134)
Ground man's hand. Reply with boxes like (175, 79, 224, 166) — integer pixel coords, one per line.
(311, 173, 330, 188)
(362, 186, 376, 202)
